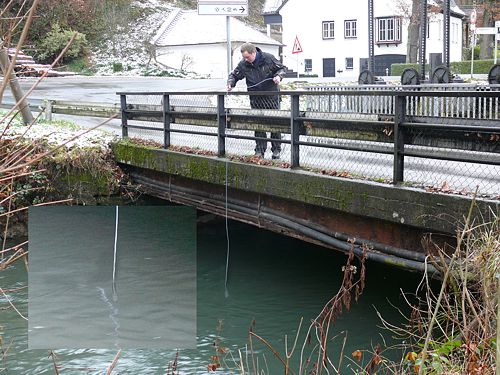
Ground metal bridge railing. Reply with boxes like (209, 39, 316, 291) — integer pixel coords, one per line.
(117, 89, 500, 198)
(305, 83, 500, 121)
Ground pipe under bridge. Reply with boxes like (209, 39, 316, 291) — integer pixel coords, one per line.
(113, 87, 500, 274)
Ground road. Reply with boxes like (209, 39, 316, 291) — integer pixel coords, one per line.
(5, 76, 229, 104)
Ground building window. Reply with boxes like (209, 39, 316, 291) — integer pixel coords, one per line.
(376, 16, 402, 44)
(304, 59, 312, 72)
(345, 57, 353, 70)
(344, 19, 357, 38)
(322, 21, 334, 39)
(451, 23, 458, 44)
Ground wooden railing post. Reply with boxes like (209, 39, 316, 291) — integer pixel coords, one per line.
(120, 94, 128, 138)
(290, 94, 300, 168)
(163, 94, 171, 149)
(217, 94, 226, 157)
(393, 94, 406, 183)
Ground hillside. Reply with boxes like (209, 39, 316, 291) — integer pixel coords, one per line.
(91, 0, 268, 76)
(1, 0, 268, 76)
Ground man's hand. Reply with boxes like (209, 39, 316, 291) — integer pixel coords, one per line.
(227, 85, 233, 92)
(273, 76, 282, 85)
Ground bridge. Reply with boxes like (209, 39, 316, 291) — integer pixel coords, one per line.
(112, 86, 500, 273)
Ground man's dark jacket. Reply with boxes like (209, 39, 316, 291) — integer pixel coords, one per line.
(227, 47, 287, 109)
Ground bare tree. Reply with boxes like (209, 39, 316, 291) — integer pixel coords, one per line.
(179, 53, 193, 72)
(406, 0, 421, 63)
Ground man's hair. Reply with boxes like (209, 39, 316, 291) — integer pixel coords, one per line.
(240, 42, 256, 54)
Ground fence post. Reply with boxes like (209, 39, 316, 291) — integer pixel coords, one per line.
(44, 99, 53, 121)
(217, 94, 226, 157)
(290, 94, 300, 168)
(163, 94, 171, 149)
(120, 94, 128, 138)
(393, 94, 406, 183)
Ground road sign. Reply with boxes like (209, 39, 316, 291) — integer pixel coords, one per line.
(470, 9, 476, 25)
(198, 0, 248, 16)
(475, 27, 496, 35)
(496, 20, 500, 41)
(292, 36, 303, 54)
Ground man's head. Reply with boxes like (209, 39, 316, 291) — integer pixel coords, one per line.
(240, 43, 257, 63)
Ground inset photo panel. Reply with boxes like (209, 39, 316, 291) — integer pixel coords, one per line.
(28, 205, 196, 349)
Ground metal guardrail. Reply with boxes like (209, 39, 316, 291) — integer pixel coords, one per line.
(305, 84, 500, 122)
(0, 100, 120, 120)
(117, 89, 500, 196)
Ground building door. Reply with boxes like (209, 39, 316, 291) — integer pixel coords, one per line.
(322, 58, 335, 77)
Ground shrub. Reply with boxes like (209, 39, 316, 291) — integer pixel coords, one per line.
(66, 57, 94, 75)
(463, 45, 480, 60)
(112, 62, 123, 72)
(37, 23, 87, 63)
(391, 60, 495, 76)
(450, 59, 495, 74)
(391, 63, 425, 76)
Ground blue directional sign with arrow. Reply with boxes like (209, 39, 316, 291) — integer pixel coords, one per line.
(198, 0, 248, 16)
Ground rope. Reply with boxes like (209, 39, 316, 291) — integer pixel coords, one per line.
(224, 88, 230, 298)
(246, 77, 274, 89)
(112, 205, 118, 298)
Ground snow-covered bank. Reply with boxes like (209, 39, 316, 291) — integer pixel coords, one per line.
(90, 0, 177, 76)
(1, 115, 117, 149)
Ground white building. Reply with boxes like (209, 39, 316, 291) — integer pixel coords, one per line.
(263, 0, 464, 78)
(151, 9, 282, 78)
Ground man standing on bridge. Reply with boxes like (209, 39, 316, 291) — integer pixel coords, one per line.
(227, 42, 287, 160)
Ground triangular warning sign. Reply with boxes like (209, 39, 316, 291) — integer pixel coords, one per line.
(292, 36, 303, 54)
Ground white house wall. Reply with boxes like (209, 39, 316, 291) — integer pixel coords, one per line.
(156, 44, 280, 78)
(279, 0, 463, 78)
(426, 15, 463, 62)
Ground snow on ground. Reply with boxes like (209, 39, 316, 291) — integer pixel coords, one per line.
(1, 115, 117, 149)
(91, 0, 176, 76)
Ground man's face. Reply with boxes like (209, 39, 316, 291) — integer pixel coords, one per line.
(242, 50, 256, 63)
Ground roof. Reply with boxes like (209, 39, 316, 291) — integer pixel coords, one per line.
(429, 0, 466, 17)
(263, 0, 288, 14)
(152, 9, 282, 47)
(262, 0, 286, 14)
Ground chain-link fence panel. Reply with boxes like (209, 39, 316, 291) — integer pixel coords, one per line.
(402, 127, 500, 196)
(168, 94, 218, 153)
(299, 91, 394, 180)
(224, 93, 290, 162)
(124, 94, 164, 144)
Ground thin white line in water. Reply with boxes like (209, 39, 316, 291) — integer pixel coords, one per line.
(113, 206, 118, 287)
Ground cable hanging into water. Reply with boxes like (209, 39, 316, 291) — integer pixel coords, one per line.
(112, 205, 118, 299)
(224, 88, 231, 298)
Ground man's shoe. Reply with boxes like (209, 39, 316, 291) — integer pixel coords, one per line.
(254, 151, 264, 158)
(271, 151, 280, 160)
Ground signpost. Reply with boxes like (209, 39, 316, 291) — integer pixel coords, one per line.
(496, 20, 500, 65)
(198, 0, 248, 16)
(470, 9, 476, 78)
(292, 36, 303, 78)
(198, 0, 248, 76)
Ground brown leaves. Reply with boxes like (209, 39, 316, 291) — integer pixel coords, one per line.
(169, 145, 217, 156)
(320, 169, 350, 178)
(352, 350, 363, 362)
(207, 363, 219, 372)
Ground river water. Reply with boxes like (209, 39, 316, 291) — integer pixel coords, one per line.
(1, 206, 423, 374)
